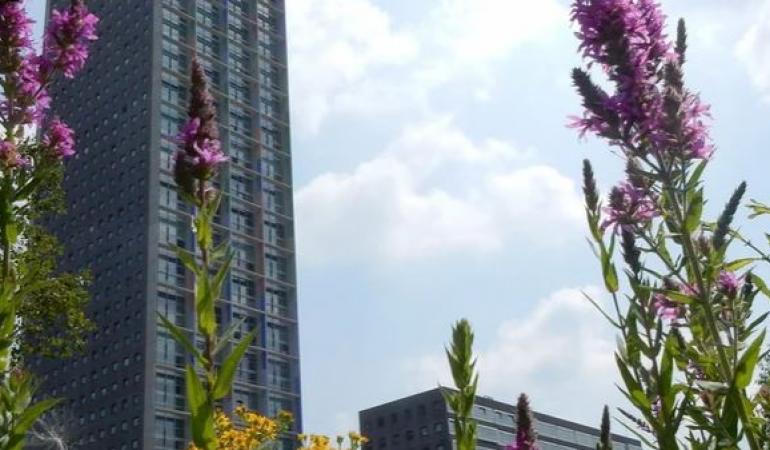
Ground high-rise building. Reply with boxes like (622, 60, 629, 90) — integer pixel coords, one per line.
(359, 389, 642, 450)
(34, 1, 301, 449)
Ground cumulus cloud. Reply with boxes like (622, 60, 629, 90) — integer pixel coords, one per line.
(736, 1, 770, 96)
(295, 118, 583, 264)
(287, 0, 565, 134)
(401, 287, 623, 425)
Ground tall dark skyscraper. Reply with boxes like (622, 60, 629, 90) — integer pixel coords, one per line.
(35, 1, 301, 449)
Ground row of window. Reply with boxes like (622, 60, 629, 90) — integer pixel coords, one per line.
(162, 7, 285, 69)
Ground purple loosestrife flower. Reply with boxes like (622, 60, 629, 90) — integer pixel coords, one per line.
(506, 394, 538, 450)
(0, 1, 33, 67)
(174, 58, 227, 198)
(717, 271, 741, 298)
(652, 293, 680, 321)
(601, 181, 658, 232)
(571, 0, 671, 148)
(43, 0, 99, 79)
(0, 140, 28, 168)
(42, 117, 76, 158)
(679, 93, 713, 159)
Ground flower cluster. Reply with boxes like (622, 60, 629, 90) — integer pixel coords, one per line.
(297, 432, 369, 450)
(601, 181, 658, 232)
(505, 394, 539, 450)
(174, 58, 227, 198)
(570, 0, 712, 161)
(188, 407, 292, 450)
(43, 0, 99, 79)
(652, 293, 680, 321)
(42, 117, 76, 158)
(0, 0, 98, 165)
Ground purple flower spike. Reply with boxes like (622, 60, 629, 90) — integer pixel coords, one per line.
(44, 0, 99, 79)
(601, 181, 658, 233)
(652, 293, 680, 321)
(174, 58, 227, 198)
(43, 117, 76, 158)
(717, 271, 742, 298)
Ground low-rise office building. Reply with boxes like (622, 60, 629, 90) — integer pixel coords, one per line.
(360, 389, 642, 450)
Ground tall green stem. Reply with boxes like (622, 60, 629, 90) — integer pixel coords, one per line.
(660, 161, 760, 450)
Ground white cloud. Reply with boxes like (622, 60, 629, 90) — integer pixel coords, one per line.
(295, 118, 583, 264)
(736, 1, 770, 96)
(287, 0, 565, 134)
(287, 0, 419, 134)
(401, 287, 624, 426)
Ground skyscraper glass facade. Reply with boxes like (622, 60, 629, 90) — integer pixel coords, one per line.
(36, 1, 301, 449)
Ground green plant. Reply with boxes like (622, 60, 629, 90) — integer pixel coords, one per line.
(443, 319, 478, 450)
(158, 59, 257, 450)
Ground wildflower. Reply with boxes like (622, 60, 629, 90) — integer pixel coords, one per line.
(717, 270, 741, 298)
(652, 293, 680, 321)
(506, 394, 538, 450)
(570, 0, 713, 160)
(0, 140, 28, 168)
(601, 181, 658, 232)
(43, 0, 99, 79)
(570, 0, 671, 148)
(174, 59, 227, 198)
(42, 117, 76, 158)
(0, 1, 34, 66)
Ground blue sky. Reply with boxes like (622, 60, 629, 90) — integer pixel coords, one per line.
(29, 0, 770, 439)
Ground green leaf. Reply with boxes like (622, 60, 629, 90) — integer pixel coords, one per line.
(174, 246, 200, 276)
(723, 258, 757, 272)
(157, 313, 201, 364)
(684, 189, 703, 233)
(662, 290, 696, 304)
(186, 365, 216, 449)
(735, 330, 765, 388)
(212, 317, 246, 357)
(210, 250, 233, 304)
(615, 354, 650, 410)
(4, 398, 60, 450)
(196, 272, 216, 338)
(659, 337, 674, 404)
(686, 160, 708, 191)
(752, 274, 770, 299)
(601, 245, 619, 293)
(212, 331, 255, 399)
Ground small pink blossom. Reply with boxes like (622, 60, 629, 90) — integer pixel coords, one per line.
(43, 1, 99, 79)
(601, 181, 659, 232)
(42, 117, 76, 158)
(718, 271, 742, 298)
(653, 293, 681, 321)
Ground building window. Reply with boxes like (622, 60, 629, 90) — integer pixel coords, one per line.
(233, 390, 258, 409)
(265, 251, 287, 281)
(265, 285, 288, 316)
(231, 275, 256, 306)
(266, 322, 289, 353)
(231, 206, 255, 234)
(230, 171, 254, 202)
(267, 358, 290, 391)
(263, 215, 285, 246)
(159, 211, 185, 248)
(156, 373, 184, 410)
(232, 240, 256, 271)
(157, 289, 185, 327)
(236, 352, 258, 384)
(155, 416, 185, 450)
(157, 333, 184, 367)
(267, 396, 292, 418)
(158, 255, 184, 287)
